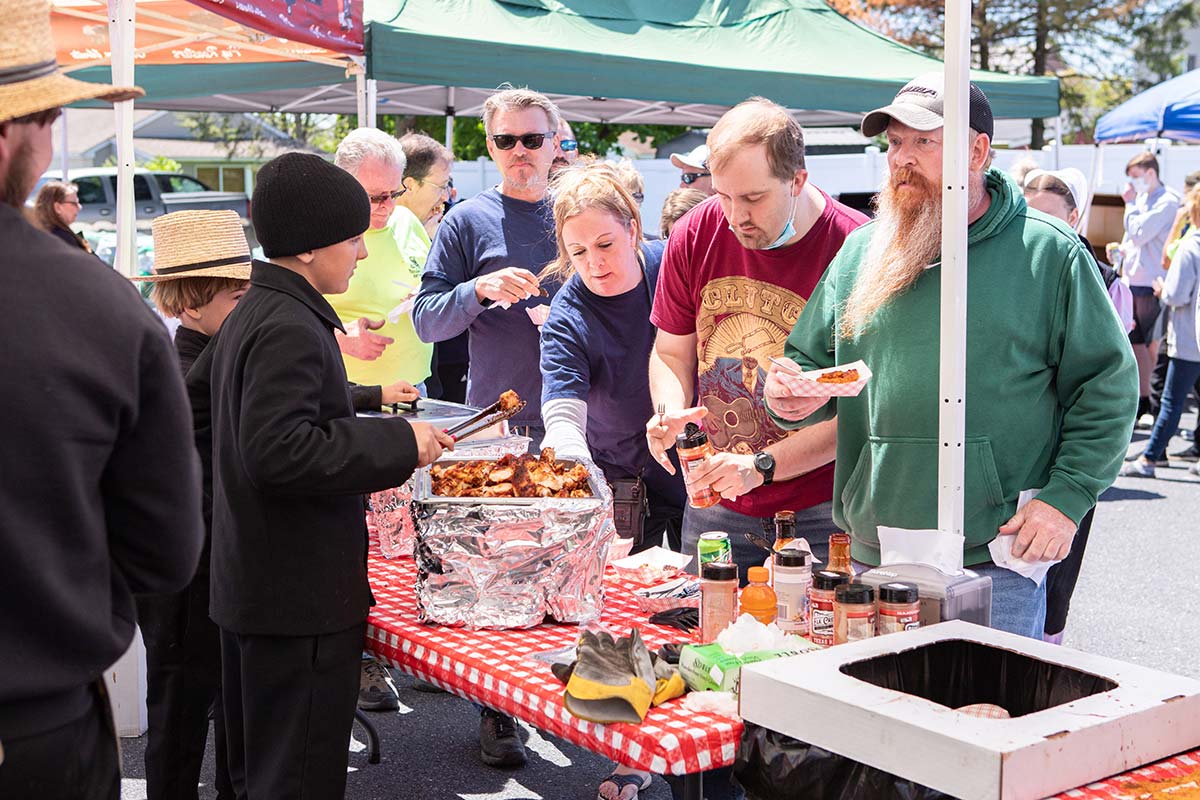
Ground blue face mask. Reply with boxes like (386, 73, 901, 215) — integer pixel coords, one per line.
(762, 194, 798, 250)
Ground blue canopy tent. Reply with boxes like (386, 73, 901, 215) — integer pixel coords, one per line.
(1095, 69, 1200, 143)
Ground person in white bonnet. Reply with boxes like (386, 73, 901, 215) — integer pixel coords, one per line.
(1022, 166, 1135, 335)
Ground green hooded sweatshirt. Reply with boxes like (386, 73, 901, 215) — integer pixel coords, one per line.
(778, 170, 1138, 567)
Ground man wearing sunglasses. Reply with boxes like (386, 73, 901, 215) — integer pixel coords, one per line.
(671, 144, 715, 195)
(413, 86, 565, 771)
(551, 118, 579, 177)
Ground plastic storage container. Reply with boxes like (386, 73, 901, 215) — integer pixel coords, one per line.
(857, 563, 992, 628)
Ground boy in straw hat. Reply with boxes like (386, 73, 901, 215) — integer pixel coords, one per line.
(0, 2, 204, 799)
(133, 209, 252, 800)
(206, 152, 453, 798)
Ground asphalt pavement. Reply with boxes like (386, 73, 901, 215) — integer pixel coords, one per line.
(119, 408, 1200, 800)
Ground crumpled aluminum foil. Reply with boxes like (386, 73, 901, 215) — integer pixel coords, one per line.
(412, 457, 615, 629)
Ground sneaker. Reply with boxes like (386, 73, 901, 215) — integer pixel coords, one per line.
(1191, 462, 1200, 476)
(1120, 459, 1156, 478)
(479, 708, 527, 768)
(1137, 413, 1156, 429)
(1171, 444, 1200, 461)
(358, 657, 399, 712)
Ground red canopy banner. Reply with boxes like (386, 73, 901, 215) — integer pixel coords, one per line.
(52, 0, 349, 68)
(185, 0, 362, 55)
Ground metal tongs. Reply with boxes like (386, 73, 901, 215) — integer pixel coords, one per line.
(443, 395, 527, 441)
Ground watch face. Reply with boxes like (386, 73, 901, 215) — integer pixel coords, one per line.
(755, 452, 775, 472)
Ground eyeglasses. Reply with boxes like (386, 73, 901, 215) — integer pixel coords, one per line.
(367, 188, 405, 206)
(418, 177, 452, 194)
(559, 138, 578, 152)
(490, 132, 555, 150)
(681, 172, 711, 186)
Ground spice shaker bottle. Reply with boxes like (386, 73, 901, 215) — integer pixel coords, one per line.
(833, 583, 876, 644)
(876, 581, 921, 635)
(772, 549, 812, 633)
(739, 566, 777, 625)
(676, 422, 720, 509)
(700, 561, 739, 642)
(808, 569, 849, 647)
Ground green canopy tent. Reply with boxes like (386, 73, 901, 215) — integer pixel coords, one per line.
(363, 0, 1060, 126)
(71, 0, 1058, 128)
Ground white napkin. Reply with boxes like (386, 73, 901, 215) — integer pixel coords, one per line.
(385, 296, 416, 324)
(878, 526, 965, 575)
(987, 488, 1060, 585)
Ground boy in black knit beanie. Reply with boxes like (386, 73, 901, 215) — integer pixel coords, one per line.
(205, 152, 454, 797)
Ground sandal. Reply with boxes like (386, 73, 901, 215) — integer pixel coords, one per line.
(597, 769, 652, 800)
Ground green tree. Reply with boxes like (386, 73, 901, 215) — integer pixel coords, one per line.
(825, 0, 1176, 147)
(180, 112, 266, 159)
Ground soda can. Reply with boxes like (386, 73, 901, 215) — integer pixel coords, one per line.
(697, 531, 732, 565)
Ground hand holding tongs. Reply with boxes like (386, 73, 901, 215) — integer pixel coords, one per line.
(443, 395, 526, 441)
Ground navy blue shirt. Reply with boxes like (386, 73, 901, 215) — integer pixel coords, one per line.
(540, 240, 682, 501)
(413, 187, 559, 426)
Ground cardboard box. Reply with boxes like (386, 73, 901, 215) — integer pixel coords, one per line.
(739, 620, 1200, 800)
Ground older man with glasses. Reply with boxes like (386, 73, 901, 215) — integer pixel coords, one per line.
(413, 85, 567, 770)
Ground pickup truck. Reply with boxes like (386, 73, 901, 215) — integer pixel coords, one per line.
(31, 167, 248, 224)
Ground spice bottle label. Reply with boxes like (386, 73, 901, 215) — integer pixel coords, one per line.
(810, 600, 835, 647)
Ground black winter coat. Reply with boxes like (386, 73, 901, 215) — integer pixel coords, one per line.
(0, 206, 203, 739)
(207, 260, 419, 636)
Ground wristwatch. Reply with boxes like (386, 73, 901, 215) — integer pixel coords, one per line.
(753, 451, 776, 486)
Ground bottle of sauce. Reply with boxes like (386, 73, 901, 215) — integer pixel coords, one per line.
(740, 567, 777, 625)
(773, 510, 796, 551)
(876, 582, 921, 636)
(827, 532, 853, 576)
(834, 583, 876, 645)
(772, 549, 812, 633)
(808, 569, 849, 647)
(700, 561, 738, 642)
(676, 423, 720, 509)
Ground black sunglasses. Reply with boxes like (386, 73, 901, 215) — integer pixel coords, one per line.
(367, 188, 406, 206)
(490, 132, 555, 151)
(681, 172, 711, 186)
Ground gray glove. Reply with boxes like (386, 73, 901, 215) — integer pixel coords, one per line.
(563, 628, 657, 724)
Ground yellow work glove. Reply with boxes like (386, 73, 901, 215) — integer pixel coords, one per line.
(563, 628, 656, 724)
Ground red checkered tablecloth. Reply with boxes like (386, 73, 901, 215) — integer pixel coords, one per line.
(365, 541, 1200, 788)
(1050, 751, 1200, 799)
(364, 543, 740, 776)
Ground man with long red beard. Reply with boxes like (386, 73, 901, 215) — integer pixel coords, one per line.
(765, 74, 1137, 637)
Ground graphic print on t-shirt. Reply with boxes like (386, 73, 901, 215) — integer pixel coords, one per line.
(696, 276, 805, 454)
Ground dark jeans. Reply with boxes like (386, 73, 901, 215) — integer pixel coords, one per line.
(681, 500, 835, 577)
(137, 567, 231, 800)
(1044, 506, 1095, 636)
(1143, 357, 1200, 460)
(1148, 341, 1169, 417)
(220, 622, 365, 800)
(0, 686, 119, 800)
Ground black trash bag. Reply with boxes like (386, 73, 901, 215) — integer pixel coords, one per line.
(732, 723, 954, 800)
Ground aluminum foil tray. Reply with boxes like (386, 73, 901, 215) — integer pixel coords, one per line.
(412, 456, 615, 629)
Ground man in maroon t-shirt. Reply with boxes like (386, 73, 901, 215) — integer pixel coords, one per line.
(648, 97, 868, 575)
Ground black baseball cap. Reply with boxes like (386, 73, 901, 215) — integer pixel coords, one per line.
(861, 72, 994, 140)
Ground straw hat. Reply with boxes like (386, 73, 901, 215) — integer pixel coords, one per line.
(0, 0, 143, 124)
(133, 210, 253, 282)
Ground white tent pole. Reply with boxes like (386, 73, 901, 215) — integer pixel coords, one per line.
(109, 0, 136, 278)
(365, 79, 378, 128)
(352, 56, 367, 127)
(938, 0, 971, 539)
(445, 86, 456, 151)
(59, 111, 70, 181)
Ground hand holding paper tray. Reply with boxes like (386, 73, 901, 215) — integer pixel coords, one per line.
(768, 357, 872, 398)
